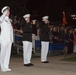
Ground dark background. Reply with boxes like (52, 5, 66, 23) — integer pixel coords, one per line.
(0, 0, 76, 22)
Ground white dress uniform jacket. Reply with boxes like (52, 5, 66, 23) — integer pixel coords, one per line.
(0, 16, 14, 43)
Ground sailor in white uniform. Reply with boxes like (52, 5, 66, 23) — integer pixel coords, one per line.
(0, 6, 14, 72)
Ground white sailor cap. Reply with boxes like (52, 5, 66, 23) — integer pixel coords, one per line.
(42, 16, 49, 21)
(23, 14, 31, 18)
(1, 6, 10, 13)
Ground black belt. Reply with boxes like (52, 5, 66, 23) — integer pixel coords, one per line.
(23, 32, 32, 33)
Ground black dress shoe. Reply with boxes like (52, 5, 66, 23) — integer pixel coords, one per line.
(24, 63, 34, 67)
(41, 61, 49, 63)
(24, 64, 31, 67)
(29, 63, 34, 66)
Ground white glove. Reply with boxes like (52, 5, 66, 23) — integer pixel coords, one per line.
(0, 10, 8, 23)
(3, 10, 8, 15)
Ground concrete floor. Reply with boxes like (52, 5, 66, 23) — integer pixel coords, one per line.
(0, 54, 76, 75)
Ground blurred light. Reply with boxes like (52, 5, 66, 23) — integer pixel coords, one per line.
(71, 15, 76, 17)
(73, 18, 75, 19)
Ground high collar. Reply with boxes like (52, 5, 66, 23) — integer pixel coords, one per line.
(5, 16, 9, 19)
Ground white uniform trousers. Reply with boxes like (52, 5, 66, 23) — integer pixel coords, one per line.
(0, 42, 12, 70)
(41, 41, 49, 62)
(23, 41, 32, 64)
